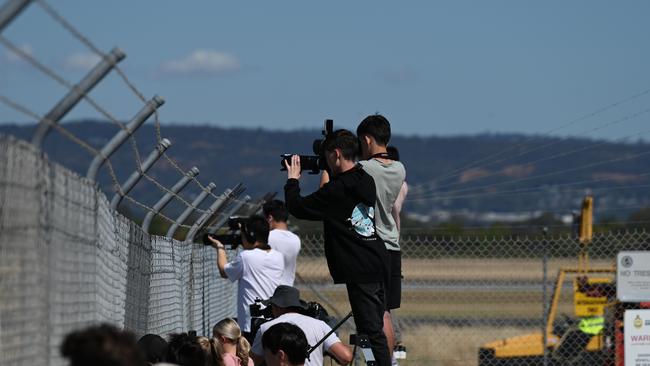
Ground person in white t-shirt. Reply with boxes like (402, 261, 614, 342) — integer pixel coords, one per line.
(263, 200, 301, 286)
(208, 215, 284, 344)
(251, 285, 352, 366)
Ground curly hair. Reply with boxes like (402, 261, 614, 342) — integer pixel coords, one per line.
(60, 323, 145, 366)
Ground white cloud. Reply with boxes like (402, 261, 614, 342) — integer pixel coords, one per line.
(378, 67, 418, 85)
(4, 43, 33, 64)
(161, 49, 241, 76)
(64, 52, 102, 71)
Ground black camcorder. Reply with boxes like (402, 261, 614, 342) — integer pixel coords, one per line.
(249, 297, 336, 342)
(201, 216, 248, 249)
(280, 119, 334, 174)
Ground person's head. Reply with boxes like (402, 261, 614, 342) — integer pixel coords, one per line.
(212, 318, 251, 365)
(241, 215, 270, 249)
(263, 200, 289, 226)
(262, 323, 309, 366)
(196, 336, 221, 366)
(268, 285, 308, 318)
(166, 332, 207, 366)
(356, 114, 392, 159)
(60, 323, 146, 366)
(137, 334, 168, 365)
(386, 146, 400, 162)
(322, 129, 359, 175)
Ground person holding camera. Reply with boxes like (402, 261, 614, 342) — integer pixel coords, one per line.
(283, 129, 391, 366)
(208, 215, 285, 343)
(263, 200, 301, 286)
(250, 285, 352, 366)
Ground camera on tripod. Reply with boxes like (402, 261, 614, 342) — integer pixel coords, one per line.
(201, 216, 248, 249)
(248, 296, 336, 345)
(280, 119, 334, 174)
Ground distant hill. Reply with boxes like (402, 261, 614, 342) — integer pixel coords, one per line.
(2, 120, 649, 222)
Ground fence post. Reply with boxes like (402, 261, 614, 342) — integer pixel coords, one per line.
(110, 138, 171, 210)
(0, 0, 32, 33)
(184, 189, 234, 243)
(166, 182, 217, 238)
(31, 48, 126, 147)
(245, 192, 276, 216)
(86, 95, 164, 181)
(207, 195, 251, 234)
(141, 167, 199, 233)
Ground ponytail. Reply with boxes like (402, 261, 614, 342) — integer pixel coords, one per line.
(236, 335, 251, 366)
(213, 318, 250, 366)
(209, 337, 224, 366)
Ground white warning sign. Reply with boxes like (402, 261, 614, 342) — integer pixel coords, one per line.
(625, 310, 650, 366)
(618, 252, 650, 302)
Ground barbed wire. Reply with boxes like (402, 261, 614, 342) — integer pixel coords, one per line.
(35, 0, 251, 207)
(2, 6, 253, 220)
(26, 0, 649, 231)
(0, 35, 203, 211)
(0, 94, 213, 231)
(410, 87, 650, 192)
(0, 32, 220, 213)
(0, 34, 144, 167)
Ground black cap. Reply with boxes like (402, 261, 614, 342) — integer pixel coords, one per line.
(268, 285, 308, 310)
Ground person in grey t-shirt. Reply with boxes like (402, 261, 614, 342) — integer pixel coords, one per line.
(357, 114, 405, 358)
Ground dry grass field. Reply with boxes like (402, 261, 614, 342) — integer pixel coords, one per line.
(322, 323, 538, 366)
(295, 256, 615, 364)
(297, 257, 615, 282)
(397, 325, 538, 366)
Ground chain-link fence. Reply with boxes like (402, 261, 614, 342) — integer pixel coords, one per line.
(0, 135, 237, 366)
(3, 134, 649, 366)
(295, 231, 649, 366)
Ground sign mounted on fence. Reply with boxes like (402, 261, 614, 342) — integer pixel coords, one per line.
(625, 309, 650, 366)
(574, 277, 609, 317)
(618, 251, 650, 302)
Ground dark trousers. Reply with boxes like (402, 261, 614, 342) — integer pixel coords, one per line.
(346, 282, 391, 366)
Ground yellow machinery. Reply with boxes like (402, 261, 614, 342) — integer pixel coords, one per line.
(478, 196, 615, 366)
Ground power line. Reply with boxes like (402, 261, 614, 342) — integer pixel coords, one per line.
(411, 111, 650, 198)
(410, 90, 650, 194)
(409, 183, 650, 203)
(407, 146, 650, 202)
(414, 115, 650, 196)
(400, 220, 650, 233)
(407, 171, 650, 202)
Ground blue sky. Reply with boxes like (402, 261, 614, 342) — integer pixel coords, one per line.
(2, 1, 650, 140)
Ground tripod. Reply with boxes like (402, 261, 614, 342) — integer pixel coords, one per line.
(308, 311, 377, 366)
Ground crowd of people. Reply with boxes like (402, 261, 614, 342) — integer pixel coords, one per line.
(60, 319, 311, 366)
(60, 114, 407, 366)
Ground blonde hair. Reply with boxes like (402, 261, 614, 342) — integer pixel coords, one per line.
(212, 318, 251, 366)
(196, 336, 222, 366)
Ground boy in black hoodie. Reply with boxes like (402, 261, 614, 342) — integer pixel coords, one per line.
(284, 129, 390, 366)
